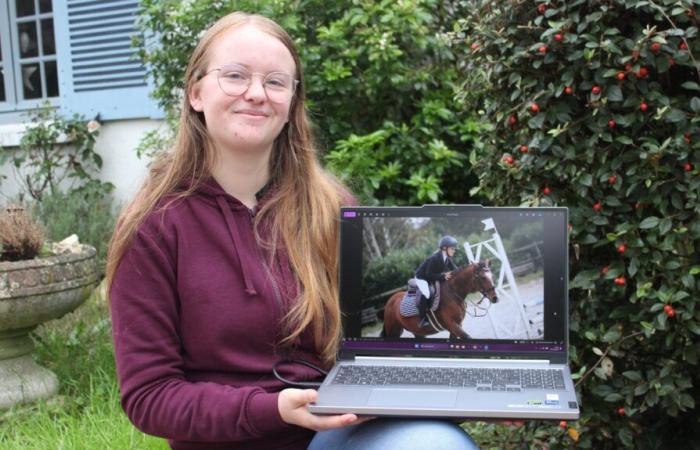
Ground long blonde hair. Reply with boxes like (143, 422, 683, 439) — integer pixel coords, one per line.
(106, 12, 345, 366)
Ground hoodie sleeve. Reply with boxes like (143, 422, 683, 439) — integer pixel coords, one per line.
(109, 215, 291, 442)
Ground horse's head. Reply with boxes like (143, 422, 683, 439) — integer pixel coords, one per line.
(474, 259, 498, 303)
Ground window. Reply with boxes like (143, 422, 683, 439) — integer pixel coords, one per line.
(0, 0, 58, 111)
(0, 0, 162, 121)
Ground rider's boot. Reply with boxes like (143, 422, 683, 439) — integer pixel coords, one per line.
(418, 295, 429, 328)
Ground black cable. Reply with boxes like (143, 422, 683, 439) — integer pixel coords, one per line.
(272, 359, 328, 388)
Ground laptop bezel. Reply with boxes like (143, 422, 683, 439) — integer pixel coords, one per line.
(337, 204, 569, 365)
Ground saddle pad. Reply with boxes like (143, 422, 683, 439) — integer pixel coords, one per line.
(399, 284, 441, 318)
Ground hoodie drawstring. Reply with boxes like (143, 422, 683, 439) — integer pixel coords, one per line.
(216, 196, 258, 296)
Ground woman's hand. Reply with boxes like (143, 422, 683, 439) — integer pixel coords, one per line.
(278, 388, 372, 431)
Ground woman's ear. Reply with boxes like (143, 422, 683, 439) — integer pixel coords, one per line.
(189, 80, 204, 112)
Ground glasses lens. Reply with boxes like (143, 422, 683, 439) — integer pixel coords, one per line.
(217, 66, 249, 96)
(217, 65, 296, 103)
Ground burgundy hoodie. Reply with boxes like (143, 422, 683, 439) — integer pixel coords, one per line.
(109, 178, 330, 449)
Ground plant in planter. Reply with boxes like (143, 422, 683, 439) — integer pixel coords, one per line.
(0, 204, 98, 409)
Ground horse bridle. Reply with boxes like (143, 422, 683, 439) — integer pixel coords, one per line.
(445, 264, 497, 318)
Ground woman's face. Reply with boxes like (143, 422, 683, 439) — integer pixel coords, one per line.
(189, 25, 296, 155)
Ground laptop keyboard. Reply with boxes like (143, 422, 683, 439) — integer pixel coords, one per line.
(331, 366, 566, 391)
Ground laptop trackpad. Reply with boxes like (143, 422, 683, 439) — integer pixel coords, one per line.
(367, 389, 457, 408)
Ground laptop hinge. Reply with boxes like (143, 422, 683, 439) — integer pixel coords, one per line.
(354, 356, 552, 365)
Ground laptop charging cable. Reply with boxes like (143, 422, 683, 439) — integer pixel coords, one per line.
(272, 359, 327, 388)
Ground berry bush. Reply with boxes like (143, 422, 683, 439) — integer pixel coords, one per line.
(454, 0, 700, 448)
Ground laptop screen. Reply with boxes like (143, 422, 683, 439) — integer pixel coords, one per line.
(338, 205, 568, 360)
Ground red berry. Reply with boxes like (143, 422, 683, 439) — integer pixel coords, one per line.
(543, 186, 551, 195)
(666, 306, 675, 317)
(688, 9, 696, 17)
(637, 67, 648, 78)
(616, 71, 626, 81)
(664, 304, 672, 312)
(503, 155, 515, 165)
(635, 202, 642, 210)
(608, 175, 617, 184)
(617, 244, 626, 254)
(564, 86, 573, 94)
(509, 115, 517, 125)
(632, 49, 640, 59)
(625, 63, 632, 72)
(530, 103, 540, 113)
(471, 42, 480, 50)
(554, 33, 563, 42)
(593, 202, 602, 211)
(520, 144, 529, 153)
(608, 119, 616, 129)
(618, 407, 625, 415)
(592, 85, 601, 94)
(538, 4, 547, 14)
(684, 162, 693, 172)
(680, 42, 688, 50)
(684, 133, 692, 144)
(601, 266, 609, 274)
(651, 42, 661, 53)
(668, 58, 676, 66)
(614, 277, 626, 286)
(640, 102, 648, 112)
(539, 45, 548, 54)
(559, 420, 567, 429)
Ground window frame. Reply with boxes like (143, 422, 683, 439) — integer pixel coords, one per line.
(0, 0, 59, 114)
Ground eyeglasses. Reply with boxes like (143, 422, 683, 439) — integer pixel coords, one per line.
(201, 64, 298, 103)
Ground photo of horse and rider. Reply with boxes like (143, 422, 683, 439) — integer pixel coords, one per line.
(360, 216, 545, 341)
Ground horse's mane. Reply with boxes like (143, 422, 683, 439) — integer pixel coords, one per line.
(452, 262, 481, 276)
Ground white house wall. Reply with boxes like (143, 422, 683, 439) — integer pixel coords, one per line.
(0, 119, 161, 206)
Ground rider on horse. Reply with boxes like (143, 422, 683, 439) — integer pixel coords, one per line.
(414, 236, 459, 328)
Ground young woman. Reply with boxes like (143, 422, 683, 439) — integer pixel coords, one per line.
(107, 12, 479, 450)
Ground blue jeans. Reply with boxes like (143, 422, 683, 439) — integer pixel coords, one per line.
(307, 419, 480, 450)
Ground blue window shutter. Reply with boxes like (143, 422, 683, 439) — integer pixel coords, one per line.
(54, 0, 163, 120)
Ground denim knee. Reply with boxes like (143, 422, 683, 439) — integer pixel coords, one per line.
(308, 418, 480, 450)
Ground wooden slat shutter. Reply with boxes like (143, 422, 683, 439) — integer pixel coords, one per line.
(54, 0, 162, 120)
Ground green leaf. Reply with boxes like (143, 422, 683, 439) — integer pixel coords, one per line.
(623, 371, 642, 381)
(608, 85, 623, 102)
(665, 108, 687, 123)
(659, 218, 672, 235)
(605, 393, 624, 402)
(682, 81, 700, 91)
(639, 216, 660, 229)
(687, 322, 700, 335)
(691, 97, 700, 113)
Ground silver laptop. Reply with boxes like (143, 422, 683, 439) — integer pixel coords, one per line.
(308, 205, 580, 420)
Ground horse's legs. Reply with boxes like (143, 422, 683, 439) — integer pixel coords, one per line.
(446, 322, 471, 340)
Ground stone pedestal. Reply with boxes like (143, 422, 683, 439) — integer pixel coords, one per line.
(0, 245, 97, 409)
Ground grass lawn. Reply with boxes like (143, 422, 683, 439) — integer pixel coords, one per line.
(0, 283, 516, 449)
(0, 285, 167, 450)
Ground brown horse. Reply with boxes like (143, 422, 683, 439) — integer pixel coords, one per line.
(381, 261, 498, 339)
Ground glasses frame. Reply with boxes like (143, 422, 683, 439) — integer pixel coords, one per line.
(200, 64, 299, 103)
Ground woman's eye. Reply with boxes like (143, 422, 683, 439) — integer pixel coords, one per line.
(266, 77, 286, 87)
(223, 71, 247, 80)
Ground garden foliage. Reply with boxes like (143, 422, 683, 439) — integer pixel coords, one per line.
(455, 0, 700, 447)
(135, 0, 482, 204)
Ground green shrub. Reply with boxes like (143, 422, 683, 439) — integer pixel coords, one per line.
(454, 0, 699, 448)
(31, 181, 117, 274)
(135, 0, 482, 204)
(12, 102, 103, 201)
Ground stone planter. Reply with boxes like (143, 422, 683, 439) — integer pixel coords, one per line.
(0, 245, 98, 409)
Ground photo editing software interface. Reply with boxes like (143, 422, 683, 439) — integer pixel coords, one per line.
(339, 206, 568, 357)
